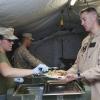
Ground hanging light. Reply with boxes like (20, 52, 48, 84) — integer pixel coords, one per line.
(60, 15, 64, 26)
(59, 9, 64, 27)
(70, 0, 77, 6)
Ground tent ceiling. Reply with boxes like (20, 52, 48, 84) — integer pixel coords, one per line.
(0, 0, 100, 39)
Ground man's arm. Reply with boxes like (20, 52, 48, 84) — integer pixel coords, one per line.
(65, 38, 88, 82)
(22, 48, 43, 67)
(0, 62, 33, 77)
(80, 46, 100, 80)
(67, 35, 89, 74)
(67, 60, 78, 74)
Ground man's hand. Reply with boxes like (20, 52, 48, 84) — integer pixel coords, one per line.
(32, 64, 49, 74)
(64, 73, 78, 83)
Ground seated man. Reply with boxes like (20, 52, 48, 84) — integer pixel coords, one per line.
(13, 33, 45, 69)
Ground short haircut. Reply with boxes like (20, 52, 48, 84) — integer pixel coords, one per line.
(20, 36, 29, 43)
(80, 7, 98, 15)
(0, 35, 4, 40)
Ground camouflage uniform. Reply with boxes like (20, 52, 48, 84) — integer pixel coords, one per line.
(0, 52, 14, 94)
(13, 45, 43, 69)
(67, 33, 100, 100)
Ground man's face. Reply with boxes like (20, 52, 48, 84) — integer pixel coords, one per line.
(80, 12, 95, 32)
(25, 38, 32, 48)
(0, 39, 14, 51)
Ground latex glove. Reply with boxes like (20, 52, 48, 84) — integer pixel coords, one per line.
(14, 77, 24, 83)
(32, 64, 49, 74)
(37, 64, 49, 72)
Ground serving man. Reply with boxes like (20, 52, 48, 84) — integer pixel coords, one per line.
(13, 33, 45, 69)
(64, 7, 100, 100)
(0, 27, 48, 95)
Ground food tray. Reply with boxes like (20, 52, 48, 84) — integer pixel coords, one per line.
(43, 81, 85, 96)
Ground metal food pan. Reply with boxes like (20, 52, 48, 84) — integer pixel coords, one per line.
(7, 84, 44, 100)
(43, 81, 85, 96)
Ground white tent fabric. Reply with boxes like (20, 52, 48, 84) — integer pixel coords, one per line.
(0, 0, 68, 36)
(0, 0, 99, 39)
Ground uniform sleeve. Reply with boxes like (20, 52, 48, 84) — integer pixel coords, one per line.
(67, 60, 78, 74)
(67, 49, 82, 74)
(0, 53, 10, 64)
(21, 48, 43, 66)
(81, 48, 100, 80)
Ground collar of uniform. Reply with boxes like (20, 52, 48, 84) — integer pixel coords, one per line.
(88, 33, 99, 44)
(21, 45, 26, 49)
(90, 29, 100, 38)
(89, 32, 100, 44)
(88, 34, 94, 42)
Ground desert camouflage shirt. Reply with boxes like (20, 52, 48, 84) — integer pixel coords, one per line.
(13, 45, 43, 69)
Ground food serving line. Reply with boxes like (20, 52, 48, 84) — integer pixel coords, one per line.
(6, 68, 91, 100)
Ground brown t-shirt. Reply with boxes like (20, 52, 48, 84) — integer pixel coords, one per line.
(0, 52, 14, 94)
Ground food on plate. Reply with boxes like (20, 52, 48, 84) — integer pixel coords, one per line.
(45, 70, 67, 78)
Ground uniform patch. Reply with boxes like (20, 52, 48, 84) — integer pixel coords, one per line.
(81, 46, 87, 52)
(81, 43, 88, 53)
(89, 42, 96, 48)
